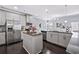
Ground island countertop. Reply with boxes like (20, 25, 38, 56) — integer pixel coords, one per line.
(22, 31, 42, 36)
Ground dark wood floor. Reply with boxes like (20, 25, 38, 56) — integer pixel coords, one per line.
(41, 41, 68, 54)
(0, 41, 68, 54)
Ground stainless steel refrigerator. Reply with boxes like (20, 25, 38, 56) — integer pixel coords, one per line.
(6, 19, 22, 45)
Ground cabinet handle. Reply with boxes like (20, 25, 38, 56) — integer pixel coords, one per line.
(63, 36, 66, 40)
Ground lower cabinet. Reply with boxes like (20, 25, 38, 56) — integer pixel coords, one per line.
(0, 32, 5, 45)
(64, 34, 72, 47)
(47, 32, 59, 45)
(46, 31, 72, 48)
(51, 32, 58, 44)
(58, 33, 67, 47)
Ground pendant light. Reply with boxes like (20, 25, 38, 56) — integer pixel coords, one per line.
(64, 5, 68, 23)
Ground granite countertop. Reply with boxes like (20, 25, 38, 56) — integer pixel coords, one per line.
(22, 31, 42, 36)
(41, 30, 72, 34)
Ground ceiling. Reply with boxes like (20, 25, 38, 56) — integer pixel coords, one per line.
(2, 5, 79, 20)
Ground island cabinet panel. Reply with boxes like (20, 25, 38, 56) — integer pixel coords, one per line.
(32, 35, 43, 53)
(21, 31, 43, 54)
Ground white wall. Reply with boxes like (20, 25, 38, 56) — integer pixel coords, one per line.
(42, 13, 79, 32)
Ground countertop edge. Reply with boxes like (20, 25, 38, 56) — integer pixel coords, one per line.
(41, 31, 72, 34)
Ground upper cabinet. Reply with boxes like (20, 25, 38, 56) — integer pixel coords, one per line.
(6, 12, 26, 26)
(26, 15, 31, 23)
(0, 10, 6, 25)
(0, 9, 26, 27)
(20, 15, 26, 26)
(6, 12, 20, 20)
(71, 22, 79, 32)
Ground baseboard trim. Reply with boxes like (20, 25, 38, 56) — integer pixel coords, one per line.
(0, 44, 6, 46)
(23, 45, 42, 54)
(7, 40, 23, 45)
(0, 40, 23, 46)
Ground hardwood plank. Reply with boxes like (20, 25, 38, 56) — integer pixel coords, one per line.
(0, 41, 68, 54)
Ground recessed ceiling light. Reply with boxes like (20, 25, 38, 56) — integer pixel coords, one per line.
(64, 20, 67, 23)
(14, 6, 18, 10)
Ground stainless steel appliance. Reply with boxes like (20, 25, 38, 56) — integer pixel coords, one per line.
(7, 27, 21, 44)
(0, 25, 6, 45)
(6, 19, 22, 45)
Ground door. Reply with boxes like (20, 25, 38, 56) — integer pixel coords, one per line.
(51, 32, 58, 44)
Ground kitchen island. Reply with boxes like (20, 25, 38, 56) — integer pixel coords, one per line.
(21, 31, 43, 54)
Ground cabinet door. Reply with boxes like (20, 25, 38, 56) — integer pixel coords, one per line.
(6, 12, 14, 20)
(47, 32, 58, 44)
(64, 34, 72, 47)
(46, 32, 51, 41)
(59, 33, 66, 47)
(6, 12, 20, 20)
(14, 30, 21, 42)
(20, 15, 26, 26)
(0, 33, 5, 45)
(26, 15, 31, 23)
(52, 32, 58, 44)
(0, 10, 6, 25)
(59, 33, 72, 47)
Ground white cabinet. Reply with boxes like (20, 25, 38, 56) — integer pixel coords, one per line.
(47, 32, 58, 44)
(59, 33, 67, 47)
(6, 12, 14, 20)
(20, 15, 26, 26)
(64, 34, 72, 47)
(6, 12, 26, 27)
(21, 31, 43, 54)
(52, 32, 59, 44)
(47, 32, 52, 42)
(46, 31, 72, 48)
(0, 10, 6, 25)
(6, 12, 20, 20)
(71, 22, 79, 31)
(59, 33, 72, 47)
(26, 15, 30, 23)
(0, 32, 5, 45)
